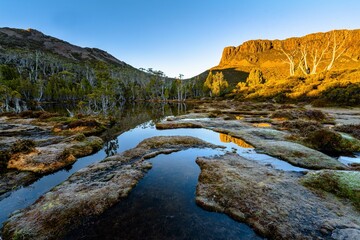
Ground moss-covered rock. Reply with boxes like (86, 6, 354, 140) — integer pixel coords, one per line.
(270, 109, 329, 122)
(196, 153, 360, 239)
(301, 170, 360, 210)
(305, 129, 360, 155)
(68, 136, 104, 157)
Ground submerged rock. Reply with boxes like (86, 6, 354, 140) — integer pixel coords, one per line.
(2, 136, 222, 240)
(196, 153, 360, 239)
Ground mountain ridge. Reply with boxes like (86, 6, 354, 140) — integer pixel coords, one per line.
(0, 27, 128, 67)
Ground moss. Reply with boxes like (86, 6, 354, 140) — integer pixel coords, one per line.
(73, 133, 86, 141)
(46, 116, 73, 123)
(52, 118, 107, 136)
(305, 129, 360, 155)
(305, 129, 341, 153)
(156, 122, 202, 129)
(301, 170, 360, 210)
(10, 139, 36, 154)
(270, 109, 328, 121)
(0, 150, 11, 170)
(335, 124, 360, 140)
(67, 119, 101, 129)
(280, 120, 322, 137)
(19, 110, 44, 118)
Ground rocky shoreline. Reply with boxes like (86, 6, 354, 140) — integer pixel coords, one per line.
(0, 112, 108, 198)
(1, 103, 360, 239)
(2, 136, 222, 239)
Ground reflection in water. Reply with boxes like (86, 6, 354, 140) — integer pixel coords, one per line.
(66, 150, 262, 240)
(219, 133, 254, 148)
(104, 138, 119, 157)
(0, 102, 192, 230)
(252, 123, 272, 128)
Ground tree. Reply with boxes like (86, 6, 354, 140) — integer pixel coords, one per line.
(204, 71, 228, 97)
(211, 72, 228, 96)
(246, 68, 265, 85)
(281, 31, 348, 77)
(281, 47, 297, 76)
(204, 71, 214, 97)
(326, 31, 348, 71)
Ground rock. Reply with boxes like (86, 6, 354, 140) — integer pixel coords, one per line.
(0, 171, 38, 199)
(1, 136, 222, 240)
(332, 228, 360, 240)
(6, 136, 104, 174)
(301, 170, 360, 210)
(156, 115, 347, 170)
(195, 153, 360, 239)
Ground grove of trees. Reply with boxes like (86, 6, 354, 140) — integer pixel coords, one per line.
(0, 50, 206, 113)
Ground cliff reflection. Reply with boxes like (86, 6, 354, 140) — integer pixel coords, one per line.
(219, 133, 254, 148)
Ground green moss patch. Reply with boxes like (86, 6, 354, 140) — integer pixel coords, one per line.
(301, 170, 360, 210)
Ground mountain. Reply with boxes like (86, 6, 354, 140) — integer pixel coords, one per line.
(212, 29, 360, 82)
(191, 29, 360, 105)
(0, 27, 127, 67)
(0, 27, 202, 112)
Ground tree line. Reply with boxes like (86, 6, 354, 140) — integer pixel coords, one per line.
(0, 50, 206, 113)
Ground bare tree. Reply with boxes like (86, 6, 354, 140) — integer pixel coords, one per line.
(310, 40, 329, 74)
(281, 47, 297, 76)
(326, 31, 347, 71)
(298, 46, 310, 75)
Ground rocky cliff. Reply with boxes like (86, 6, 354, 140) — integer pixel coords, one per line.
(215, 29, 360, 80)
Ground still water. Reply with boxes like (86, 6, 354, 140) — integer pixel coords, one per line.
(0, 104, 305, 239)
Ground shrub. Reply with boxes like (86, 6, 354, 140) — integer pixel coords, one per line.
(10, 139, 36, 154)
(281, 120, 322, 137)
(67, 119, 101, 129)
(322, 84, 360, 105)
(305, 129, 344, 154)
(270, 109, 328, 121)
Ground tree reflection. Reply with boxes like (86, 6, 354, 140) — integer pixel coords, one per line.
(104, 138, 119, 157)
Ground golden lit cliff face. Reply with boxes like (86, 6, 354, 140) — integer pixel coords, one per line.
(215, 29, 360, 80)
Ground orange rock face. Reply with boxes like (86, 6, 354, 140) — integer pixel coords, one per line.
(215, 29, 360, 79)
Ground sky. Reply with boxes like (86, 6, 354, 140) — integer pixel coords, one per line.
(0, 0, 359, 78)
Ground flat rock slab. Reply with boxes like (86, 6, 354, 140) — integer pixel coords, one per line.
(157, 116, 347, 170)
(196, 153, 360, 239)
(2, 136, 221, 240)
(7, 136, 103, 174)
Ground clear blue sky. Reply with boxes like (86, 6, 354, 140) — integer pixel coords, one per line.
(1, 0, 359, 78)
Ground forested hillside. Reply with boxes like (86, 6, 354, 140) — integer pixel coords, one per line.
(0, 28, 203, 113)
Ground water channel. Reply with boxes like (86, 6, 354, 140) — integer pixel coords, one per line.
(0, 104, 312, 239)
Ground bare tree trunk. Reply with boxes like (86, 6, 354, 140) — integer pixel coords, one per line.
(281, 48, 296, 76)
(326, 31, 347, 71)
(310, 41, 329, 74)
(299, 47, 310, 75)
